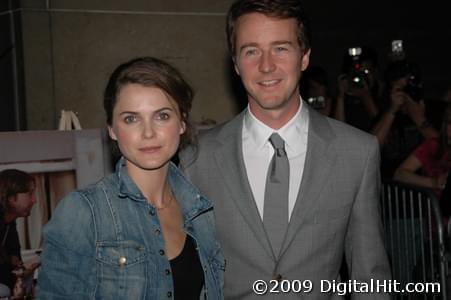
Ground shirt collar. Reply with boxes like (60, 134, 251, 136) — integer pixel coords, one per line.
(243, 97, 308, 154)
(115, 157, 212, 221)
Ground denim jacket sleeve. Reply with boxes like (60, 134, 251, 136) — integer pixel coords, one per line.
(37, 191, 97, 299)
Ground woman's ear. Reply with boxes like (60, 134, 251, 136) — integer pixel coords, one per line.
(180, 121, 186, 135)
(108, 126, 118, 141)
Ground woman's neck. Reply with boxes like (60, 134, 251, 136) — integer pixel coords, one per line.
(126, 162, 173, 209)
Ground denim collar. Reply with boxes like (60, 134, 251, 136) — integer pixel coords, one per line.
(116, 157, 212, 222)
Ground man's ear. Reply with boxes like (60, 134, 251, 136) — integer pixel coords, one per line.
(301, 49, 311, 71)
(108, 126, 117, 141)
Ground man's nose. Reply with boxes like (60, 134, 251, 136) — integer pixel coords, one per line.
(259, 51, 276, 73)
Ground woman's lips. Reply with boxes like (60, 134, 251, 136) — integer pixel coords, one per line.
(139, 146, 162, 153)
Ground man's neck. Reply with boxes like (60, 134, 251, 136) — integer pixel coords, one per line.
(248, 99, 301, 130)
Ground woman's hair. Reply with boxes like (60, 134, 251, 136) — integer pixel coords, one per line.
(104, 57, 195, 148)
(0, 169, 34, 217)
(226, 0, 311, 56)
(436, 104, 451, 160)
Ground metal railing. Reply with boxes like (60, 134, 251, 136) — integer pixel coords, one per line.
(381, 180, 448, 300)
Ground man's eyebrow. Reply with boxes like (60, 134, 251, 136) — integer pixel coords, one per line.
(271, 40, 294, 46)
(239, 42, 259, 51)
(239, 40, 295, 51)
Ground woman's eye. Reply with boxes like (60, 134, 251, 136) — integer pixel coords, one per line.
(124, 115, 137, 123)
(157, 112, 170, 120)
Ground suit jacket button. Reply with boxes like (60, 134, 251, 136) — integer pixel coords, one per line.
(274, 274, 282, 281)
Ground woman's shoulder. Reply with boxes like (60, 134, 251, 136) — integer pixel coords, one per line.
(414, 137, 441, 158)
(48, 174, 118, 226)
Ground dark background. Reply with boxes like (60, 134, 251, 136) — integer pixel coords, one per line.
(1, 0, 450, 131)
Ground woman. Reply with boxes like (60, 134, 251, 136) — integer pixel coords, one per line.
(38, 57, 225, 299)
(394, 104, 451, 211)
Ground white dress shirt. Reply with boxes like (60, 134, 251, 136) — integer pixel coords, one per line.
(242, 99, 309, 221)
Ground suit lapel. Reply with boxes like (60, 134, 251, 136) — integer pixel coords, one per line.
(213, 112, 275, 261)
(280, 107, 337, 257)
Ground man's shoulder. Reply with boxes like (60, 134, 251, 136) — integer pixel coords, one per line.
(198, 113, 243, 143)
(179, 114, 242, 168)
(325, 115, 377, 146)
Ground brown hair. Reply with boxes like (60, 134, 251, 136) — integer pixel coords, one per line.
(0, 169, 34, 216)
(104, 57, 195, 148)
(436, 104, 451, 159)
(226, 0, 311, 56)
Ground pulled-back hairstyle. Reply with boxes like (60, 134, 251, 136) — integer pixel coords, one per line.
(104, 57, 194, 148)
(226, 0, 311, 56)
(0, 169, 34, 217)
(436, 104, 451, 160)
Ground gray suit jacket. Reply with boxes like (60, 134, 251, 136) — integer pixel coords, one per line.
(180, 105, 391, 299)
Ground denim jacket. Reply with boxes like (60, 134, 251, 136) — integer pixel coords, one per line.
(38, 158, 225, 299)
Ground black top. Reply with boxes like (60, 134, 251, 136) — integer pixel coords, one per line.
(0, 220, 21, 289)
(169, 235, 204, 299)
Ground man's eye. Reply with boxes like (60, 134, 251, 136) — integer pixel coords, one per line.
(244, 49, 258, 56)
(124, 115, 137, 123)
(275, 46, 288, 53)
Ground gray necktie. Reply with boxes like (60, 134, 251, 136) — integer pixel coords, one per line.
(263, 133, 289, 256)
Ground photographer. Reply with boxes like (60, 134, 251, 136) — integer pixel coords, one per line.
(300, 65, 334, 116)
(334, 46, 383, 131)
(372, 60, 438, 177)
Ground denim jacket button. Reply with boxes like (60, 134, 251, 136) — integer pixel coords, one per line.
(159, 249, 165, 256)
(155, 229, 161, 235)
(165, 269, 171, 275)
(118, 256, 127, 266)
(167, 291, 172, 298)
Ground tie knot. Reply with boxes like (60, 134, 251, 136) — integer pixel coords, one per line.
(269, 133, 286, 157)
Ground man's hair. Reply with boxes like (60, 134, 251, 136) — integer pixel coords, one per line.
(226, 0, 311, 56)
(103, 56, 195, 148)
(0, 169, 34, 217)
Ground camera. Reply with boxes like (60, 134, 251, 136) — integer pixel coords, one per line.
(390, 40, 405, 61)
(404, 74, 424, 102)
(387, 40, 423, 102)
(306, 96, 326, 109)
(347, 47, 370, 89)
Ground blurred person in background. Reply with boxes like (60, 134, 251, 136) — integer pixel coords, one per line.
(394, 104, 451, 217)
(334, 45, 383, 132)
(372, 60, 438, 178)
(0, 169, 39, 298)
(300, 65, 334, 116)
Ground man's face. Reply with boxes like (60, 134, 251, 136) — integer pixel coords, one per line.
(233, 13, 310, 124)
(9, 188, 36, 218)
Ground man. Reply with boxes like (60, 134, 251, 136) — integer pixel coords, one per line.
(0, 169, 38, 296)
(180, 0, 391, 298)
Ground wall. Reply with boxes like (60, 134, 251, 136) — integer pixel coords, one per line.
(9, 1, 451, 130)
(20, 0, 239, 130)
(0, 0, 26, 131)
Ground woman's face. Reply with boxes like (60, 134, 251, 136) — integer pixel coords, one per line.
(108, 84, 185, 172)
